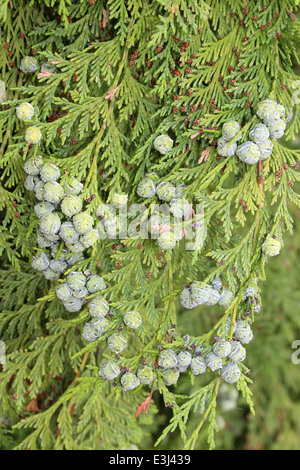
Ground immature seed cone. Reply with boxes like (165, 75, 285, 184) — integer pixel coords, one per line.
(88, 296, 110, 318)
(176, 351, 192, 372)
(157, 231, 177, 251)
(66, 271, 86, 292)
(83, 318, 110, 342)
(234, 320, 254, 344)
(63, 176, 84, 196)
(66, 252, 84, 265)
(137, 366, 155, 385)
(205, 352, 223, 371)
(62, 297, 84, 312)
(170, 198, 190, 218)
(56, 283, 74, 302)
(39, 212, 61, 236)
(31, 252, 50, 271)
(24, 175, 37, 192)
(34, 202, 55, 219)
(36, 232, 54, 248)
(43, 267, 58, 280)
(80, 229, 99, 248)
(175, 184, 187, 198)
(158, 349, 178, 369)
(153, 134, 174, 154)
(222, 121, 241, 142)
(217, 137, 237, 157)
(258, 139, 273, 160)
(112, 193, 128, 206)
(49, 259, 67, 274)
(211, 278, 222, 291)
(73, 212, 94, 234)
(123, 311, 142, 329)
(59, 221, 79, 244)
(257, 99, 280, 124)
(268, 119, 286, 139)
(180, 287, 199, 310)
(34, 180, 45, 200)
(20, 56, 39, 73)
(24, 156, 44, 176)
(120, 372, 140, 391)
(61, 195, 83, 218)
(249, 123, 270, 143)
(218, 288, 235, 308)
(137, 177, 156, 199)
(236, 141, 261, 165)
(43, 232, 60, 243)
(99, 361, 121, 380)
(161, 368, 180, 386)
(25, 126, 42, 145)
(40, 163, 61, 183)
(107, 333, 127, 354)
(212, 340, 231, 358)
(221, 363, 241, 384)
(190, 282, 220, 306)
(156, 181, 177, 202)
(41, 62, 57, 74)
(43, 181, 65, 204)
(72, 286, 89, 299)
(16, 102, 34, 120)
(86, 275, 106, 293)
(243, 286, 257, 300)
(65, 241, 85, 253)
(228, 341, 246, 362)
(262, 238, 281, 257)
(190, 357, 207, 375)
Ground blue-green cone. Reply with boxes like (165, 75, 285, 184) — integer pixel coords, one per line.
(31, 252, 50, 271)
(161, 368, 180, 386)
(218, 288, 235, 308)
(24, 156, 44, 176)
(73, 212, 94, 234)
(176, 351, 192, 372)
(99, 361, 121, 380)
(158, 349, 178, 369)
(120, 372, 140, 391)
(190, 357, 207, 375)
(137, 367, 155, 385)
(39, 212, 61, 236)
(40, 163, 61, 183)
(107, 333, 127, 354)
(86, 275, 106, 294)
(123, 311, 142, 329)
(205, 352, 223, 371)
(66, 271, 86, 292)
(221, 363, 241, 384)
(61, 195, 83, 218)
(212, 340, 231, 358)
(228, 341, 246, 362)
(43, 181, 64, 204)
(153, 134, 173, 155)
(83, 318, 110, 342)
(56, 283, 74, 302)
(88, 295, 110, 318)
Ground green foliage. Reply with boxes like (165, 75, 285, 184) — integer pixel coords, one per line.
(0, 0, 300, 450)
